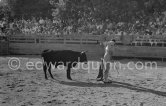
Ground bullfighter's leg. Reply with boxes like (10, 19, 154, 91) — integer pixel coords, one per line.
(48, 65, 54, 79)
(103, 62, 110, 82)
(43, 64, 48, 80)
(67, 65, 72, 80)
(96, 64, 103, 81)
(103, 54, 112, 83)
(97, 58, 104, 80)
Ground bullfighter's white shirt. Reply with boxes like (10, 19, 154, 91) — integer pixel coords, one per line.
(103, 41, 115, 62)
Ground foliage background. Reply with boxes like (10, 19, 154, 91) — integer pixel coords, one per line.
(1, 0, 166, 22)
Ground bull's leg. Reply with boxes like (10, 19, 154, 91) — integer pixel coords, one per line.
(67, 65, 72, 80)
(48, 65, 54, 79)
(43, 64, 48, 80)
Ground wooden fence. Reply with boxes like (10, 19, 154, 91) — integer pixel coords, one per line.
(7, 35, 104, 60)
(0, 36, 8, 55)
(1, 34, 166, 60)
(0, 41, 8, 55)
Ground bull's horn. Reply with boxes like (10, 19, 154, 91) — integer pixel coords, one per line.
(82, 50, 88, 53)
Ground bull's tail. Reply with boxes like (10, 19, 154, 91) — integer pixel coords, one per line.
(41, 49, 50, 57)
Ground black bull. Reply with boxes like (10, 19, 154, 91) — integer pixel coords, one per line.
(41, 50, 88, 80)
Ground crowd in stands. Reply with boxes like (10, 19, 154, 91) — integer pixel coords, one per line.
(1, 11, 166, 39)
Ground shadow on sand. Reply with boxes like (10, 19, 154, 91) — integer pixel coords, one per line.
(58, 80, 166, 97)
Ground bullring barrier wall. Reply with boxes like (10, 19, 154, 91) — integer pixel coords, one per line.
(0, 34, 164, 61)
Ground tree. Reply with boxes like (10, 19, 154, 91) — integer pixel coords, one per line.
(0, 0, 10, 19)
(6, 0, 52, 19)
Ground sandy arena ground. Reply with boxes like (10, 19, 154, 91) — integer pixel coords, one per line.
(0, 56, 166, 106)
